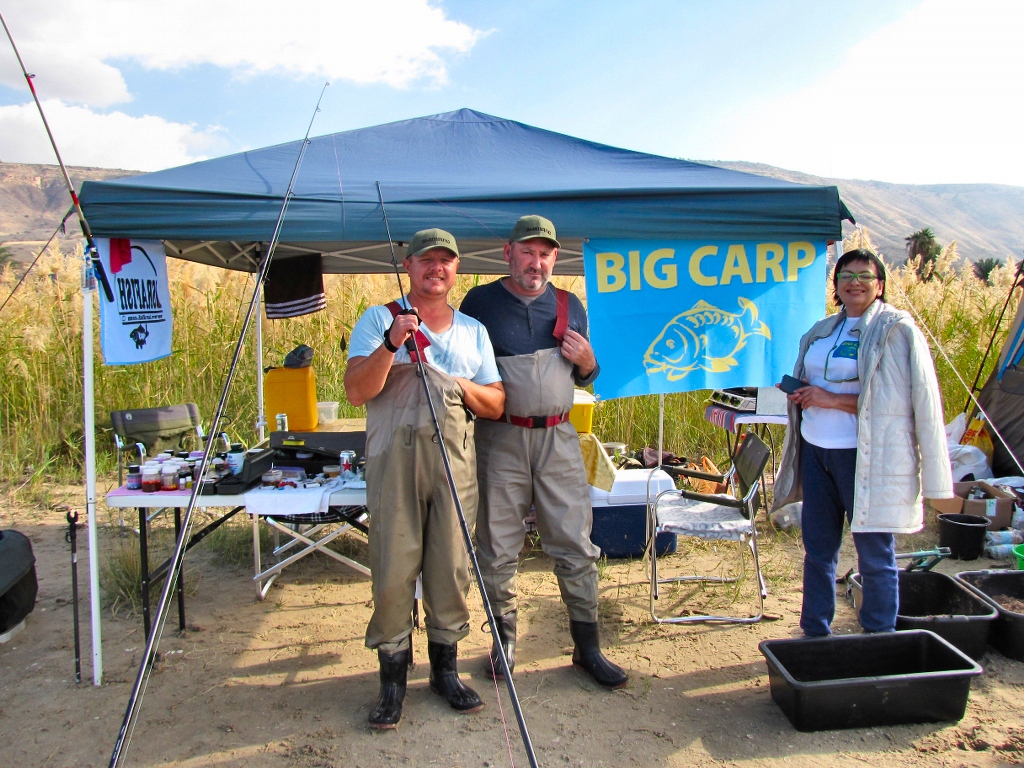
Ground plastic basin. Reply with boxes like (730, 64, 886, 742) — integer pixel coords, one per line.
(1014, 543, 1024, 570)
(849, 570, 996, 659)
(937, 513, 989, 560)
(954, 570, 1024, 661)
(759, 630, 982, 732)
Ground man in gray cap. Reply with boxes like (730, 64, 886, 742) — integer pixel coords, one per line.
(460, 215, 628, 689)
(345, 228, 505, 729)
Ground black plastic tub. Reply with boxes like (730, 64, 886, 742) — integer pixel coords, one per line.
(938, 513, 989, 560)
(848, 570, 997, 660)
(954, 570, 1024, 661)
(759, 630, 982, 732)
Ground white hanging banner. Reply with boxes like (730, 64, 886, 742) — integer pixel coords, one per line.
(96, 238, 173, 365)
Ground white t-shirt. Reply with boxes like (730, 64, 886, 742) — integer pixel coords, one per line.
(347, 299, 501, 385)
(800, 316, 862, 450)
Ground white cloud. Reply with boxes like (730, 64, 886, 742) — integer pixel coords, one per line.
(0, 0, 480, 107)
(0, 100, 221, 170)
(719, 0, 1024, 185)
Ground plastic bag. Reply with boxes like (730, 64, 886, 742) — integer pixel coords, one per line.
(769, 501, 802, 531)
(945, 413, 966, 447)
(961, 416, 995, 463)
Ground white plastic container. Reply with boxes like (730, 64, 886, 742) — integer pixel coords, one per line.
(589, 468, 675, 507)
(317, 401, 339, 424)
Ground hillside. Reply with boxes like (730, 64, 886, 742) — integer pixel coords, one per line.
(2, 158, 1023, 265)
(0, 161, 139, 262)
(710, 161, 1024, 263)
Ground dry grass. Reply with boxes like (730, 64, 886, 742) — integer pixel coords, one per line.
(0, 229, 1016, 486)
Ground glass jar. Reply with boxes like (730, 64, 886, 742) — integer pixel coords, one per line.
(126, 464, 142, 490)
(161, 464, 180, 491)
(141, 465, 161, 493)
(178, 467, 193, 490)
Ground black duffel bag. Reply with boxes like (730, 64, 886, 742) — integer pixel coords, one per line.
(0, 530, 37, 634)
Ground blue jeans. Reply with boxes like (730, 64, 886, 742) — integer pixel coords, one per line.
(800, 441, 898, 636)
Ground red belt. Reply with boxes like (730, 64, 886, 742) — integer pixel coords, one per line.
(497, 412, 571, 429)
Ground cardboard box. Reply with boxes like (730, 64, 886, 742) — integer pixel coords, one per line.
(930, 480, 1016, 530)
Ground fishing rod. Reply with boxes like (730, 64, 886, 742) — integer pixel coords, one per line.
(109, 82, 329, 768)
(375, 183, 540, 768)
(0, 10, 113, 303)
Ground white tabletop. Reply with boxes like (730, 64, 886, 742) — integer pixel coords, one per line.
(105, 485, 367, 509)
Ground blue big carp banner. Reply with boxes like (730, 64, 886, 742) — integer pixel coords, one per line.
(583, 239, 827, 400)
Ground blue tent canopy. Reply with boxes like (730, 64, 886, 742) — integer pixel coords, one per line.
(79, 108, 852, 275)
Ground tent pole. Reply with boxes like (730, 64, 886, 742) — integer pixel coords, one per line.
(658, 394, 665, 468)
(82, 255, 103, 686)
(255, 280, 266, 442)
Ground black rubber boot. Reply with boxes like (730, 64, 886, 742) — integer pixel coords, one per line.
(487, 610, 517, 680)
(368, 648, 409, 729)
(428, 641, 484, 713)
(569, 620, 629, 689)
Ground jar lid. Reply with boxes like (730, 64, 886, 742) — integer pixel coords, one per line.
(128, 464, 141, 472)
(161, 464, 178, 474)
(230, 443, 244, 451)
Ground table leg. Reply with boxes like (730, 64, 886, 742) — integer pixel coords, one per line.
(138, 507, 151, 641)
(174, 507, 186, 632)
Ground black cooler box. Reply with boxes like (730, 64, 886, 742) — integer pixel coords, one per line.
(0, 530, 37, 635)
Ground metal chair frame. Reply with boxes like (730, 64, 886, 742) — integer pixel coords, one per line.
(647, 431, 771, 625)
(251, 508, 370, 600)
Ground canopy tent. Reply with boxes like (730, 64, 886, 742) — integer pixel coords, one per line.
(79, 108, 852, 275)
(75, 108, 854, 686)
(975, 274, 1024, 475)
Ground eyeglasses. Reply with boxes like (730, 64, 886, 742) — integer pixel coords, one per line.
(837, 271, 879, 283)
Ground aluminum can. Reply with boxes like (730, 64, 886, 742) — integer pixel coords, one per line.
(275, 412, 289, 432)
(340, 450, 355, 474)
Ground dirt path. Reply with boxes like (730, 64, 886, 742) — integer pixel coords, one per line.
(2, 485, 1022, 767)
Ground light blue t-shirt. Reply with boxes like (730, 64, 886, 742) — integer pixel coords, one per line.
(347, 299, 501, 385)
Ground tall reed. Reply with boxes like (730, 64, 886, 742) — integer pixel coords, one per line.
(0, 230, 1016, 482)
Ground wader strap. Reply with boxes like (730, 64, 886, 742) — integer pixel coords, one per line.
(553, 288, 569, 343)
(495, 411, 571, 429)
(385, 300, 432, 363)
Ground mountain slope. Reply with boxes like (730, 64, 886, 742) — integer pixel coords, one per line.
(2, 158, 1022, 265)
(709, 161, 1024, 262)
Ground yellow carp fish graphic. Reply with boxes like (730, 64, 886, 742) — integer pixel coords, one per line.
(643, 297, 771, 380)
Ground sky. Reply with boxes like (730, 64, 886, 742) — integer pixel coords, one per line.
(0, 0, 1021, 185)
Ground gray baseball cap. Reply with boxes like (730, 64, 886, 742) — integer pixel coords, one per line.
(406, 228, 460, 258)
(509, 215, 559, 248)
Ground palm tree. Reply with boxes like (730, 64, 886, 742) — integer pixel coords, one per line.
(973, 257, 1001, 285)
(905, 228, 941, 280)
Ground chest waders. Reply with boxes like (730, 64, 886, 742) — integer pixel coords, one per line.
(475, 287, 629, 689)
(364, 362, 477, 651)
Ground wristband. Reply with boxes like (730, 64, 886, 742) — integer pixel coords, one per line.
(382, 326, 400, 353)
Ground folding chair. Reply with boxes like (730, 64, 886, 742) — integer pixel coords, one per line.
(647, 431, 771, 624)
(110, 403, 209, 485)
(252, 506, 371, 599)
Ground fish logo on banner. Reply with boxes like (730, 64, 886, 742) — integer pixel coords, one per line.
(583, 240, 827, 400)
(97, 238, 173, 365)
(644, 298, 771, 379)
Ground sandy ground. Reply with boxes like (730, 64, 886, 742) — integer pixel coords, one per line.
(2, 482, 1024, 768)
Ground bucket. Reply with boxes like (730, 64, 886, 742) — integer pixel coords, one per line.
(569, 389, 596, 433)
(937, 513, 989, 560)
(1014, 543, 1024, 570)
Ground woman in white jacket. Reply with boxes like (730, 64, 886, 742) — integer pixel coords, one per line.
(773, 249, 953, 636)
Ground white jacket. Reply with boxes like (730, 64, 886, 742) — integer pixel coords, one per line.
(773, 300, 954, 534)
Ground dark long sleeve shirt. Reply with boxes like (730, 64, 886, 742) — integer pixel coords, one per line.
(459, 279, 599, 387)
